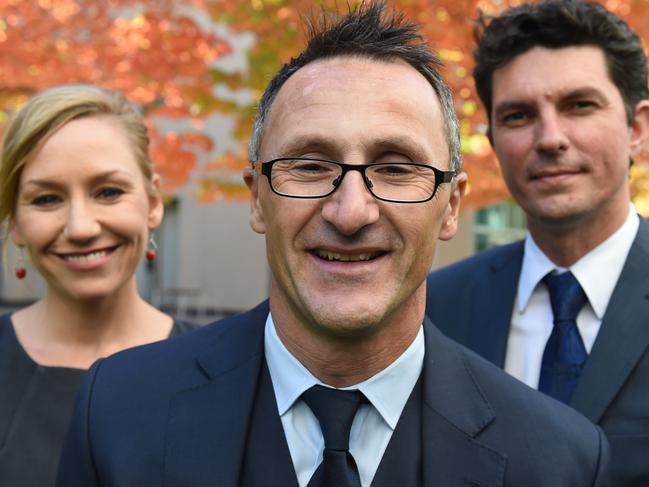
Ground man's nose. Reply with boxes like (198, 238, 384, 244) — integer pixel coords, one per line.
(64, 200, 101, 240)
(534, 109, 570, 154)
(321, 170, 380, 236)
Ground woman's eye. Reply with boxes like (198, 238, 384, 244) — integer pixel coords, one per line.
(97, 188, 125, 200)
(31, 194, 61, 207)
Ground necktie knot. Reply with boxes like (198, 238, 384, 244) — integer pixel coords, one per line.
(543, 271, 587, 323)
(302, 385, 364, 451)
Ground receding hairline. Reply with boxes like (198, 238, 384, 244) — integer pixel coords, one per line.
(257, 53, 446, 157)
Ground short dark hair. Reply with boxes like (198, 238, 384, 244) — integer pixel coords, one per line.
(249, 1, 461, 171)
(474, 0, 648, 125)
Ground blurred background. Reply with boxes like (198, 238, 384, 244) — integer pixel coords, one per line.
(1, 0, 648, 322)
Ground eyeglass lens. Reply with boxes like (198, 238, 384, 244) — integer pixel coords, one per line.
(270, 159, 438, 202)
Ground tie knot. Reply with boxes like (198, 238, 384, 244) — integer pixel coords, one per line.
(543, 271, 587, 324)
(302, 385, 364, 451)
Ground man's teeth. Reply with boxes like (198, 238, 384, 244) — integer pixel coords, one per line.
(316, 250, 379, 262)
(63, 250, 108, 263)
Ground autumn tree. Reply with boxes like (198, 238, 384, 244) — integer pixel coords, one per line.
(0, 0, 230, 193)
(210, 0, 649, 212)
(3, 0, 649, 211)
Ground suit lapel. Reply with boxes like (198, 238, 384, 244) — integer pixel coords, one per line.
(572, 219, 649, 423)
(163, 302, 269, 487)
(468, 243, 523, 368)
(421, 318, 506, 487)
(239, 361, 300, 487)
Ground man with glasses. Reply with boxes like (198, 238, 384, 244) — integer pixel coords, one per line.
(426, 1, 649, 485)
(58, 3, 609, 486)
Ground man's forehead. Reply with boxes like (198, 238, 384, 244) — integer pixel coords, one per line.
(492, 45, 615, 103)
(271, 55, 432, 113)
(258, 56, 446, 162)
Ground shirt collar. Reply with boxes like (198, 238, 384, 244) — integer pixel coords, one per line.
(518, 203, 639, 318)
(264, 313, 424, 430)
(572, 205, 639, 318)
(518, 235, 556, 312)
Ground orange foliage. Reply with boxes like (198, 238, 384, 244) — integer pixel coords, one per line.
(212, 0, 649, 212)
(0, 0, 229, 193)
(3, 0, 649, 210)
(147, 125, 217, 193)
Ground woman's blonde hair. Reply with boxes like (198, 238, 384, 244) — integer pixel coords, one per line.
(0, 84, 153, 224)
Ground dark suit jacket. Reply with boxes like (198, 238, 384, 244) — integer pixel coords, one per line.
(57, 301, 609, 486)
(426, 217, 649, 486)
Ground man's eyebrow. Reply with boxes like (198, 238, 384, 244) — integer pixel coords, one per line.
(273, 136, 335, 159)
(559, 87, 608, 103)
(273, 135, 430, 161)
(369, 136, 430, 161)
(494, 86, 609, 116)
(493, 101, 532, 118)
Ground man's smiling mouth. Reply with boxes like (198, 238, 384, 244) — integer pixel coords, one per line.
(313, 250, 384, 262)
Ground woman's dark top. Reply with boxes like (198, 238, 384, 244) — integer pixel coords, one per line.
(0, 313, 197, 486)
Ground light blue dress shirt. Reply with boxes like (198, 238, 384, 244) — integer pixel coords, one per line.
(505, 203, 639, 387)
(264, 313, 424, 487)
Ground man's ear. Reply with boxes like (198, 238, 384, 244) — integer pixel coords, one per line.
(439, 170, 468, 242)
(147, 174, 164, 231)
(630, 100, 649, 157)
(243, 165, 266, 235)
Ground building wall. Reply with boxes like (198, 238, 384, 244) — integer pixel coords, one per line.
(171, 198, 269, 315)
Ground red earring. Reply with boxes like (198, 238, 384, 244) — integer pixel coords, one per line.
(15, 247, 26, 279)
(145, 236, 158, 262)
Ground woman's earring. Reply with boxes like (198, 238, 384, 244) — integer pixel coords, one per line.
(145, 235, 158, 262)
(15, 247, 26, 279)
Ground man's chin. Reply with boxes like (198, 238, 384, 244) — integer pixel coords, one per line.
(305, 303, 389, 340)
(530, 205, 594, 230)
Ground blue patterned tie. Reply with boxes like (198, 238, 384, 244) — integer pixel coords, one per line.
(302, 385, 364, 487)
(539, 271, 588, 404)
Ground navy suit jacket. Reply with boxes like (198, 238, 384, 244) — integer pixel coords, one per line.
(57, 301, 609, 486)
(426, 217, 649, 486)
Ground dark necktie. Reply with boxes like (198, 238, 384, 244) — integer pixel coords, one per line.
(302, 385, 364, 487)
(538, 271, 588, 404)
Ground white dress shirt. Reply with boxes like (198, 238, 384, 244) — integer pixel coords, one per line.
(264, 313, 424, 487)
(505, 204, 639, 388)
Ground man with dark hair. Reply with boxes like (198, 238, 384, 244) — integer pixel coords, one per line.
(58, 3, 608, 486)
(426, 1, 649, 485)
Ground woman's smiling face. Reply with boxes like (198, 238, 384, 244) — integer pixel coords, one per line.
(11, 115, 163, 302)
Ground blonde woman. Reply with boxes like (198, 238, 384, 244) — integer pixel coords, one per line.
(0, 85, 196, 486)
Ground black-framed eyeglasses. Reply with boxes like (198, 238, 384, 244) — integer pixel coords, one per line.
(253, 157, 456, 203)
